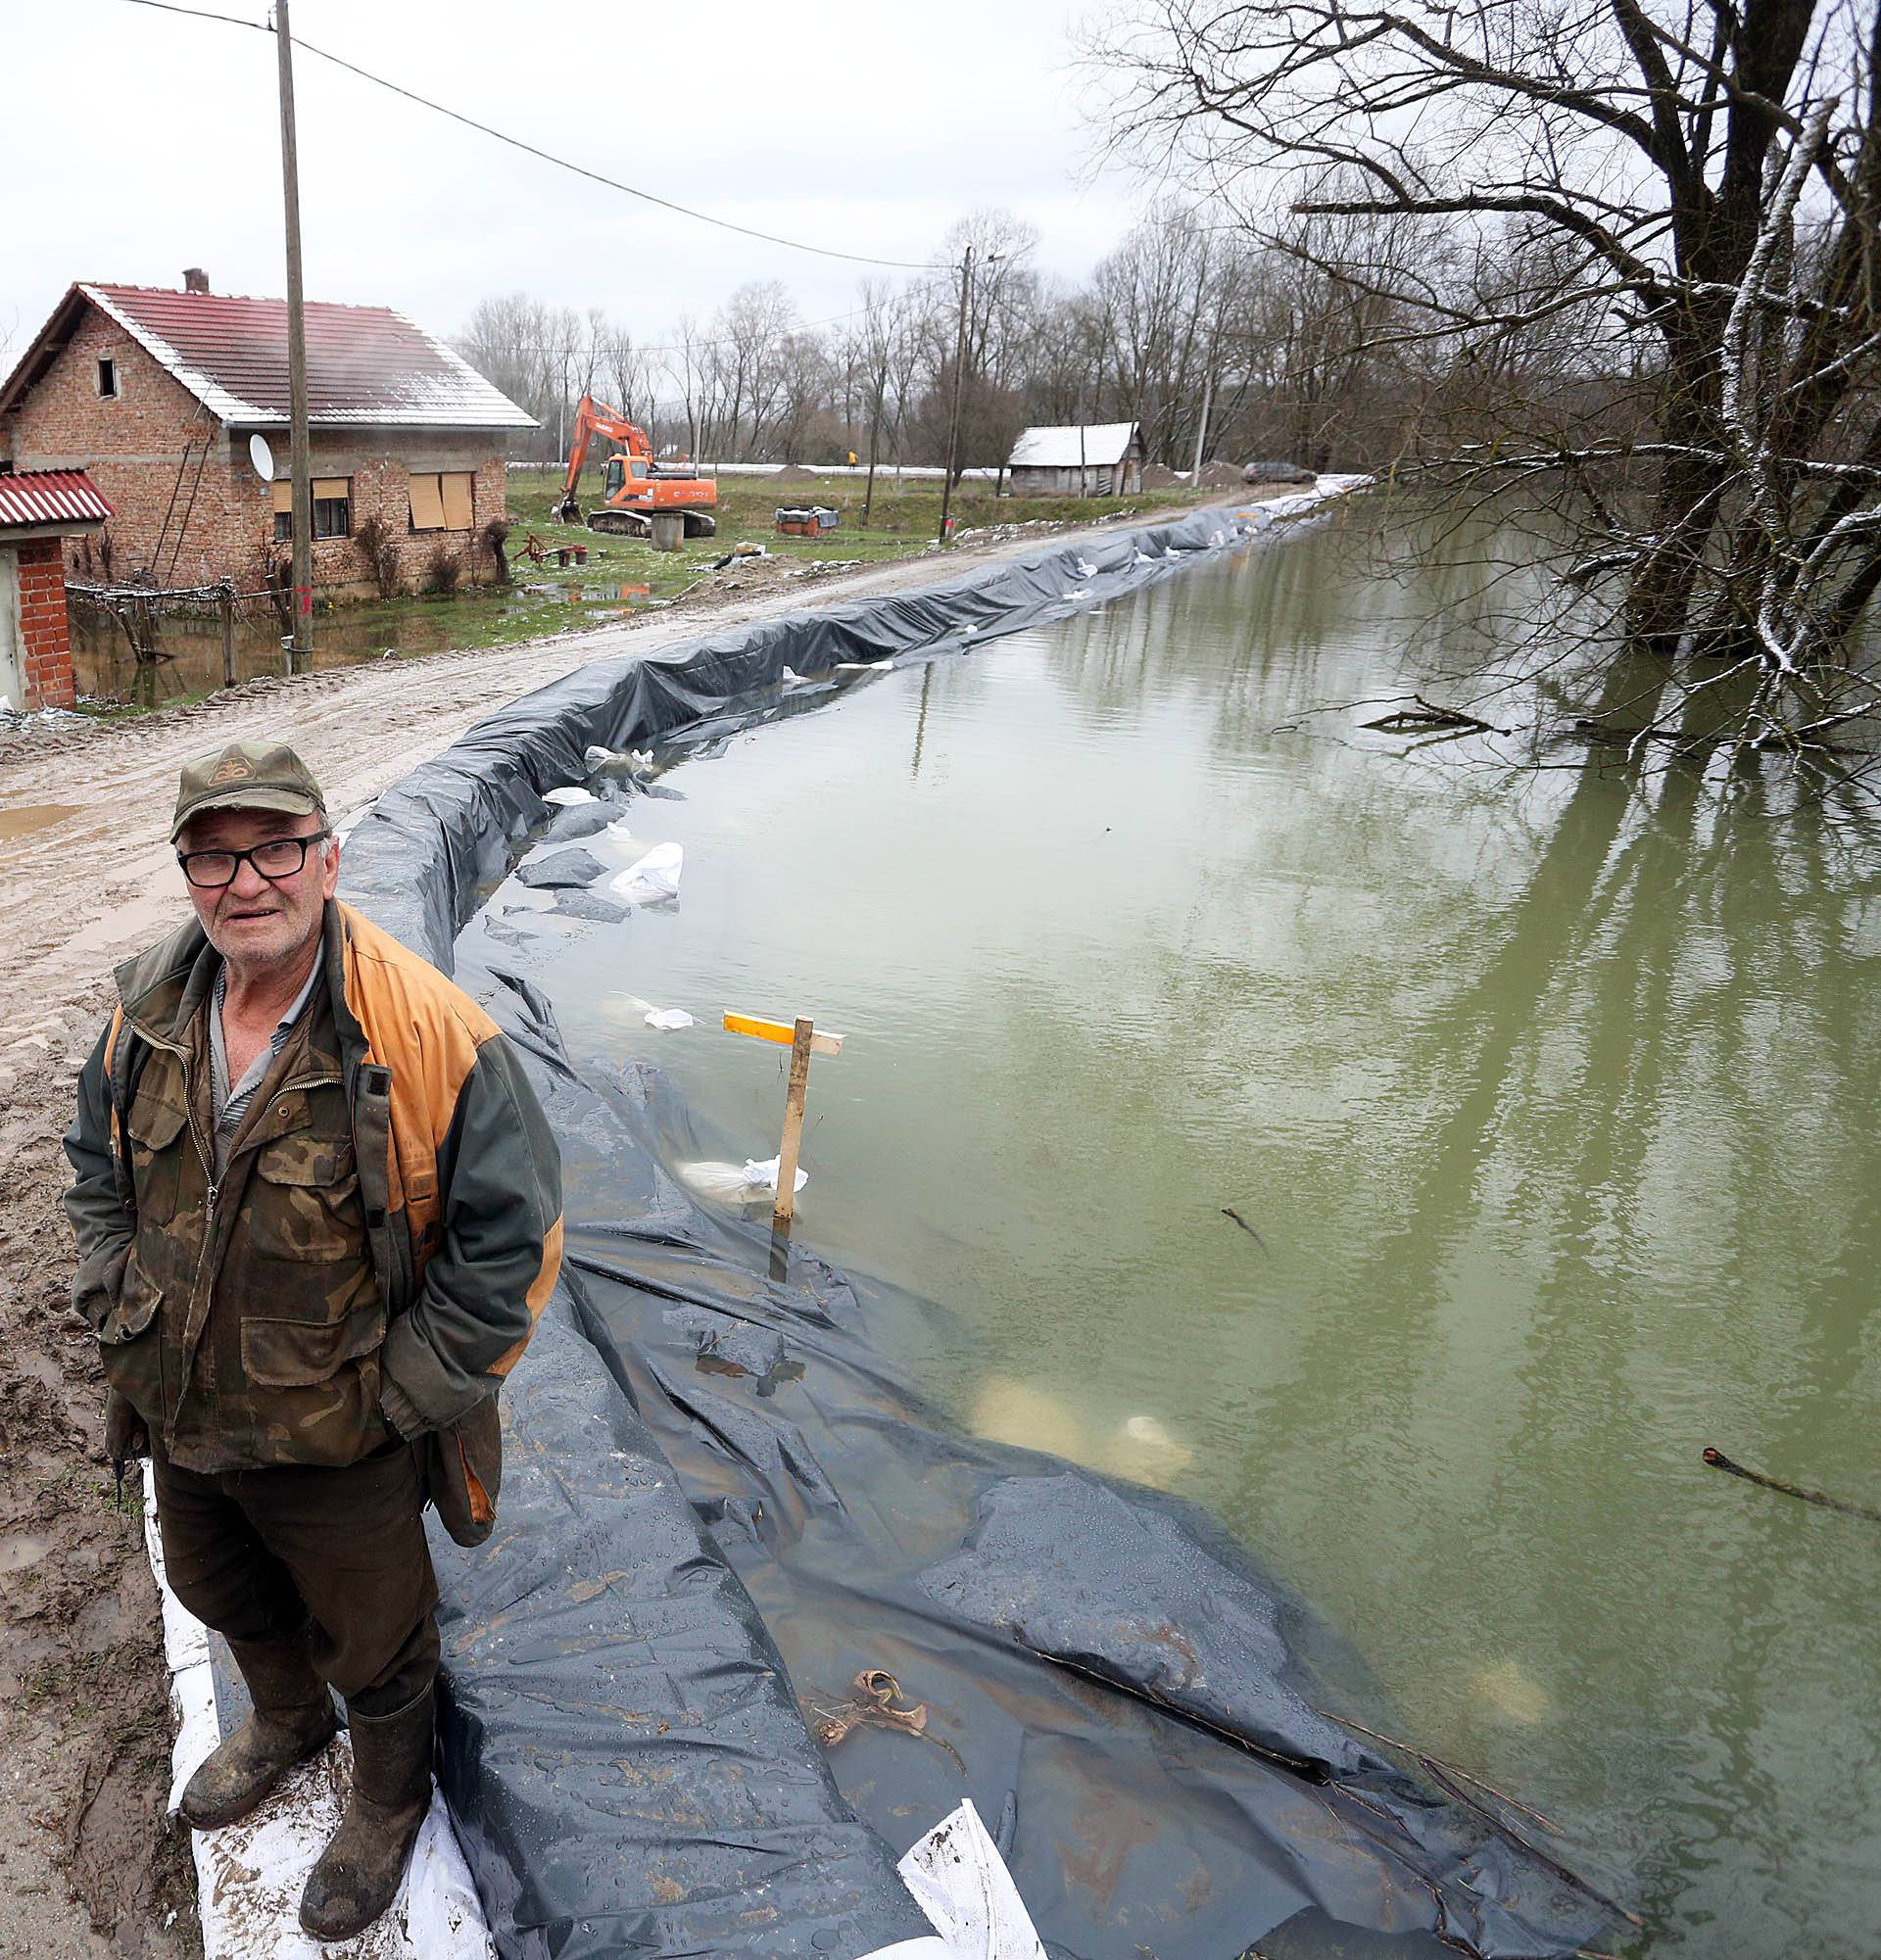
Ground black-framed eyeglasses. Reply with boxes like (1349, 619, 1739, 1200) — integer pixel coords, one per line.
(176, 830, 332, 889)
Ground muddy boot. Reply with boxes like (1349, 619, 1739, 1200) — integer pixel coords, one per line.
(298, 1684, 434, 1942)
(179, 1632, 337, 1830)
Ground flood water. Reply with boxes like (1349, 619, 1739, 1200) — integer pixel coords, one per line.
(65, 581, 645, 702)
(461, 508, 1881, 1957)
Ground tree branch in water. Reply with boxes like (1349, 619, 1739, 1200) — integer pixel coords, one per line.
(1702, 1447, 1881, 1524)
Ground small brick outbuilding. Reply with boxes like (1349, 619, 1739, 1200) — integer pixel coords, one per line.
(0, 468, 112, 711)
(0, 274, 537, 597)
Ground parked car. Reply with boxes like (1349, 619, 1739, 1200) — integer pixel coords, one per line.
(1241, 459, 1318, 485)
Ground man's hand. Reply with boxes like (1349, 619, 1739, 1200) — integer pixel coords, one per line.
(105, 1392, 149, 1507)
(106, 1390, 149, 1462)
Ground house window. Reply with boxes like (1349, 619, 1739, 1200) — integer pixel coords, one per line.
(97, 357, 119, 399)
(271, 477, 353, 540)
(408, 470, 474, 532)
(314, 479, 351, 539)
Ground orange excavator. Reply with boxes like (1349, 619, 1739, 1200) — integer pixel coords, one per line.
(554, 396, 718, 538)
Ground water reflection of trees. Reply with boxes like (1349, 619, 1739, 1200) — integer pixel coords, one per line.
(956, 537, 1881, 1946)
(1211, 741, 1881, 1952)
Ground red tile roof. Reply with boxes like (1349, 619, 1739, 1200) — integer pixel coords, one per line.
(0, 468, 114, 530)
(1, 284, 534, 432)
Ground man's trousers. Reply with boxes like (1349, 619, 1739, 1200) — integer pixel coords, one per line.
(152, 1438, 440, 1716)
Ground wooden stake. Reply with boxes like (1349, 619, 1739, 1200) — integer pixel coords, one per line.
(724, 1010, 844, 1232)
(774, 1017, 814, 1230)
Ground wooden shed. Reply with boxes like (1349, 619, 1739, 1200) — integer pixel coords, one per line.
(1007, 422, 1146, 497)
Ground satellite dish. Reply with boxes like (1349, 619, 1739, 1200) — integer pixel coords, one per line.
(249, 433, 275, 483)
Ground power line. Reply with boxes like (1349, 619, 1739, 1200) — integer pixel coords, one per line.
(118, 0, 936, 271)
(121, 0, 263, 23)
(461, 276, 955, 366)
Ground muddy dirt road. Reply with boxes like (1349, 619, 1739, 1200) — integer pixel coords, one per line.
(0, 519, 1163, 1954)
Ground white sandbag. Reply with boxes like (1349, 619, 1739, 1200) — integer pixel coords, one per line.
(895, 1798, 1047, 1960)
(644, 1007, 695, 1031)
(608, 840, 683, 904)
(741, 1155, 808, 1195)
(673, 1157, 807, 1204)
(544, 786, 597, 807)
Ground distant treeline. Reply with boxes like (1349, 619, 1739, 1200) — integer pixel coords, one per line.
(454, 203, 1451, 476)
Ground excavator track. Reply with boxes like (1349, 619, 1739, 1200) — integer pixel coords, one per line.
(583, 509, 717, 540)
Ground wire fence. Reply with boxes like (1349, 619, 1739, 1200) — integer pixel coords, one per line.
(67, 578, 298, 703)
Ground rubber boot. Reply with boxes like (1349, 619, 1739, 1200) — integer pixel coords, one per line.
(298, 1683, 434, 1942)
(179, 1632, 337, 1830)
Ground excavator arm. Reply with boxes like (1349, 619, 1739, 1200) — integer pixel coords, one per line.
(555, 396, 654, 523)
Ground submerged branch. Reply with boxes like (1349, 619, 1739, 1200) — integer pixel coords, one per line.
(1313, 1708, 1564, 1833)
(1702, 1447, 1881, 1524)
(1362, 693, 1508, 735)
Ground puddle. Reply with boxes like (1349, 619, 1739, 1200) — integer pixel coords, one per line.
(564, 583, 657, 605)
(0, 1533, 50, 1573)
(0, 803, 79, 840)
(66, 578, 650, 702)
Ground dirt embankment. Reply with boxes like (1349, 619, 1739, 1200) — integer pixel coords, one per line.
(0, 514, 1199, 1954)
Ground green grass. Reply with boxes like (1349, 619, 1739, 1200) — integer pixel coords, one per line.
(74, 686, 221, 723)
(368, 466, 1221, 657)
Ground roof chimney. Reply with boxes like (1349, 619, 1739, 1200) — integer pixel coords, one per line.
(183, 267, 210, 295)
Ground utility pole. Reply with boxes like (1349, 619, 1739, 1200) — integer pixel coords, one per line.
(1190, 368, 1215, 482)
(274, 0, 313, 671)
(939, 245, 974, 544)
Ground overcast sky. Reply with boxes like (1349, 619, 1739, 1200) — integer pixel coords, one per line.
(2, 1, 1157, 363)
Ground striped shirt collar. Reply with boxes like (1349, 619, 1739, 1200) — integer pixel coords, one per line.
(209, 954, 323, 1148)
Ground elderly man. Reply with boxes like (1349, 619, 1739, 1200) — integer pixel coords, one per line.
(64, 739, 561, 1940)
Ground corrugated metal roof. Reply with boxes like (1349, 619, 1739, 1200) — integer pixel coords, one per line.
(1008, 422, 1142, 468)
(0, 467, 114, 529)
(79, 284, 537, 431)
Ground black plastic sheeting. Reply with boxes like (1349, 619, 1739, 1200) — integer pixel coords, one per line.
(337, 507, 1623, 1959)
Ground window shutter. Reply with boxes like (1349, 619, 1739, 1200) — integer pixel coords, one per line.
(271, 479, 293, 514)
(313, 477, 350, 500)
(440, 472, 474, 530)
(408, 472, 446, 531)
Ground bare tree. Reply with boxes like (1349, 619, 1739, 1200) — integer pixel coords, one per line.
(1089, 0, 1881, 771)
(665, 315, 706, 459)
(850, 279, 918, 517)
(457, 292, 567, 460)
(600, 321, 651, 431)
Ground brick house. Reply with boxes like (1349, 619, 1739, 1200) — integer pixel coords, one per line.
(0, 469, 112, 711)
(0, 273, 536, 597)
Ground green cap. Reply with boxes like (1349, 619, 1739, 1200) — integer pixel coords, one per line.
(171, 740, 325, 842)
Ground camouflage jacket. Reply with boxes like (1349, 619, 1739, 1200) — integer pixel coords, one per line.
(64, 900, 562, 1544)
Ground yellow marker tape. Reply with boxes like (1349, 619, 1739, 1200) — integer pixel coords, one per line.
(724, 1012, 844, 1057)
